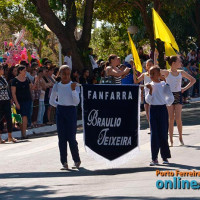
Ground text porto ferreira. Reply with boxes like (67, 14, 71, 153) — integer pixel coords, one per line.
(156, 170, 200, 190)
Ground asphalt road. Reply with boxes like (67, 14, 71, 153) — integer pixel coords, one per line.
(0, 102, 200, 200)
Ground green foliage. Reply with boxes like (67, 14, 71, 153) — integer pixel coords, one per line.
(90, 23, 130, 61)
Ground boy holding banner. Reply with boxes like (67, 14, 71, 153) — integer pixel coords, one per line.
(49, 65, 81, 170)
(145, 66, 174, 166)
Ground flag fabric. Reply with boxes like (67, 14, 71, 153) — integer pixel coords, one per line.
(152, 8, 179, 52)
(11, 104, 22, 124)
(165, 42, 177, 69)
(81, 84, 140, 167)
(128, 32, 143, 73)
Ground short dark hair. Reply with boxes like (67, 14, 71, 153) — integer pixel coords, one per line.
(20, 60, 29, 67)
(108, 54, 117, 64)
(82, 68, 89, 75)
(150, 65, 160, 73)
(31, 58, 38, 64)
(17, 65, 26, 75)
(41, 58, 48, 65)
(38, 68, 44, 74)
(31, 62, 38, 68)
(44, 60, 52, 66)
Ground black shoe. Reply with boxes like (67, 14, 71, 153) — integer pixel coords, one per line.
(21, 135, 28, 140)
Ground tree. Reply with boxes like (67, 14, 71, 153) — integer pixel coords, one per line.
(90, 23, 130, 60)
(28, 0, 95, 70)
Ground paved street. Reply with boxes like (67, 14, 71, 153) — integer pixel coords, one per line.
(0, 102, 200, 200)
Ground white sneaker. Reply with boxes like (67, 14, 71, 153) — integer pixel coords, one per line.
(163, 159, 169, 164)
(150, 160, 158, 166)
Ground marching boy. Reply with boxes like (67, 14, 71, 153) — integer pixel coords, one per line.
(145, 66, 174, 166)
(50, 65, 81, 170)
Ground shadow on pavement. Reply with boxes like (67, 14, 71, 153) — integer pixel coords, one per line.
(0, 187, 199, 200)
(184, 145, 200, 150)
(0, 167, 171, 179)
(0, 162, 199, 179)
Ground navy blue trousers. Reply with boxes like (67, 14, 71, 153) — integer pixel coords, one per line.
(150, 105, 171, 161)
(56, 105, 80, 165)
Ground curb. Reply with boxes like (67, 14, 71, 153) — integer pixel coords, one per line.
(1, 120, 83, 140)
(1, 98, 200, 141)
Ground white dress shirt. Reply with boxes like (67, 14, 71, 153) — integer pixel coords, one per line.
(49, 81, 80, 107)
(64, 56, 72, 70)
(145, 81, 174, 106)
(89, 55, 98, 69)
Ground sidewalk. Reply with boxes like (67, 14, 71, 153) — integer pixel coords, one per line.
(2, 98, 200, 141)
(1, 120, 83, 141)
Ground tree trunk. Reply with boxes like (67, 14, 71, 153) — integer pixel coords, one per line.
(138, 3, 155, 51)
(29, 0, 94, 71)
(195, 0, 200, 47)
(156, 39, 165, 69)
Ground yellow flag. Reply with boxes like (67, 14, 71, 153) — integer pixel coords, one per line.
(165, 42, 177, 69)
(128, 32, 142, 73)
(152, 8, 179, 52)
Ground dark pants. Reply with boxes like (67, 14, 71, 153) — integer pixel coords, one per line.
(150, 105, 171, 161)
(0, 100, 12, 133)
(43, 102, 49, 124)
(32, 99, 39, 122)
(56, 105, 80, 165)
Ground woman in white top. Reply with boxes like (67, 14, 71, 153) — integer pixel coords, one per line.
(161, 56, 196, 146)
(133, 59, 154, 132)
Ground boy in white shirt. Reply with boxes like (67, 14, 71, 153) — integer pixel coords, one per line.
(145, 66, 174, 166)
(50, 65, 81, 170)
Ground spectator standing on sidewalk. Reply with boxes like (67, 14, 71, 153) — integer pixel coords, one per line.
(11, 65, 32, 139)
(0, 64, 17, 144)
(37, 68, 46, 126)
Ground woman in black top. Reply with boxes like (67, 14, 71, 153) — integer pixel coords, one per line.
(11, 65, 32, 139)
(0, 64, 17, 143)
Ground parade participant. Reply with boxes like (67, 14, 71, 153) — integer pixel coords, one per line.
(50, 65, 81, 170)
(133, 59, 154, 133)
(0, 64, 17, 143)
(11, 65, 32, 139)
(145, 66, 174, 166)
(104, 54, 130, 84)
(161, 56, 196, 146)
